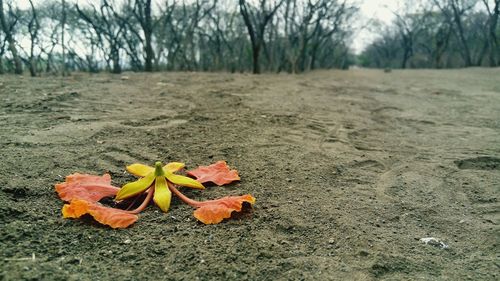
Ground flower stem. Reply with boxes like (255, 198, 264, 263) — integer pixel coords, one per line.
(125, 194, 142, 211)
(124, 187, 154, 214)
(167, 181, 203, 208)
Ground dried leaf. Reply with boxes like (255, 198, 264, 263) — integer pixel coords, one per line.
(55, 173, 120, 202)
(187, 161, 240, 186)
(62, 199, 138, 228)
(193, 194, 255, 224)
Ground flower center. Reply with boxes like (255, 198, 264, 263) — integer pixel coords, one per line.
(154, 161, 165, 177)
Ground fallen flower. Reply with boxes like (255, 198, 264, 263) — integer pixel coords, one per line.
(56, 160, 255, 227)
(116, 161, 204, 213)
(187, 161, 240, 186)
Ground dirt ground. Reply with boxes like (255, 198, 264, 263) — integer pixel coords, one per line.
(0, 68, 499, 280)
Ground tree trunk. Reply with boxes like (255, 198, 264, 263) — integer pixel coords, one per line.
(46, 53, 52, 73)
(144, 33, 153, 71)
(144, 0, 154, 72)
(476, 39, 490, 66)
(451, 4, 472, 66)
(61, 0, 67, 75)
(252, 44, 261, 74)
(239, 0, 259, 74)
(401, 47, 410, 69)
(111, 48, 121, 74)
(29, 57, 36, 76)
(310, 41, 322, 70)
(435, 50, 443, 69)
(28, 0, 38, 77)
(489, 0, 499, 66)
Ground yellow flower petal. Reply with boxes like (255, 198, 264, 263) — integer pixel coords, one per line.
(153, 176, 171, 212)
(127, 163, 154, 177)
(166, 171, 205, 189)
(127, 162, 185, 177)
(116, 172, 156, 200)
(164, 162, 185, 173)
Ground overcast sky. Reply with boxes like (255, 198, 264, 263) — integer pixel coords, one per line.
(351, 0, 402, 53)
(16, 0, 404, 54)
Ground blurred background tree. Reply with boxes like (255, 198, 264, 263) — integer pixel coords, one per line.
(0, 0, 497, 75)
(360, 0, 499, 68)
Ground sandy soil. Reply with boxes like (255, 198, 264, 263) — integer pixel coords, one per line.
(0, 68, 499, 280)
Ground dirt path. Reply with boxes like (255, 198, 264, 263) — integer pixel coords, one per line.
(1, 69, 499, 280)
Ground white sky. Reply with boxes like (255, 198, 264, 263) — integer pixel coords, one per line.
(350, 0, 403, 53)
(15, 0, 404, 54)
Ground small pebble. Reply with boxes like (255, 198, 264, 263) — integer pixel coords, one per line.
(420, 237, 449, 249)
(359, 250, 370, 256)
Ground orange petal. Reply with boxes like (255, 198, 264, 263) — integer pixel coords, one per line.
(193, 194, 255, 224)
(62, 199, 90, 218)
(55, 173, 120, 202)
(187, 161, 240, 186)
(62, 199, 138, 228)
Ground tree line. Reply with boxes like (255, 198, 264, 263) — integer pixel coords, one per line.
(1, 0, 498, 76)
(360, 0, 500, 69)
(0, 0, 356, 75)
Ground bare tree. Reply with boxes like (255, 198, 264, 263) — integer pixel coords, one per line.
(203, 2, 236, 70)
(306, 0, 355, 71)
(61, 0, 67, 75)
(239, 0, 285, 74)
(433, 0, 478, 66)
(76, 1, 125, 73)
(130, 0, 155, 71)
(0, 0, 22, 74)
(361, 0, 498, 69)
(391, 5, 428, 69)
(26, 0, 40, 76)
(111, 0, 156, 71)
(0, 29, 5, 73)
(481, 0, 499, 65)
(274, 0, 356, 73)
(1, 0, 359, 74)
(153, 0, 176, 70)
(362, 24, 401, 68)
(425, 10, 454, 68)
